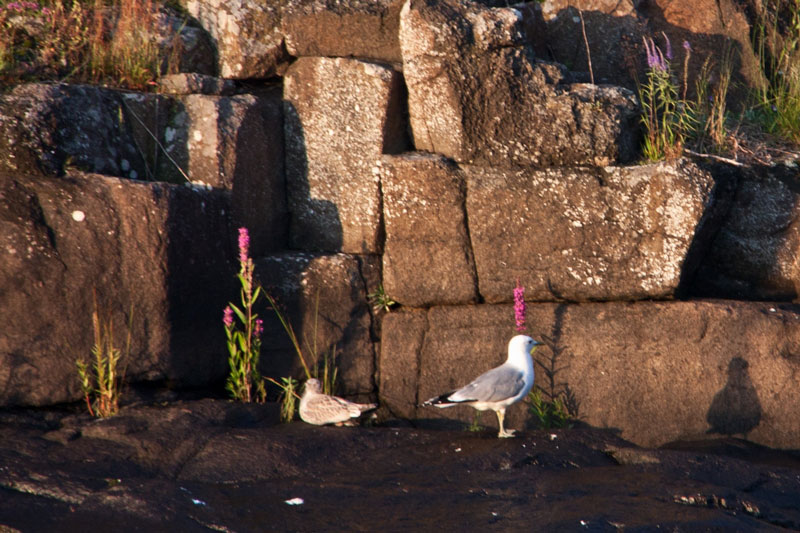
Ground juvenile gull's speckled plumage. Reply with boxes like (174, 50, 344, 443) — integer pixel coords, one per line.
(299, 378, 377, 426)
(422, 335, 542, 438)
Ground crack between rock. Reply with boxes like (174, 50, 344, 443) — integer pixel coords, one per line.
(354, 255, 380, 397)
(459, 165, 482, 303)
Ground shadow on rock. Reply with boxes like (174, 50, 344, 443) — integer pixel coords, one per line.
(707, 357, 762, 437)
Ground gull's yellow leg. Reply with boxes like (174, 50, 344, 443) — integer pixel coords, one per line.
(496, 408, 516, 438)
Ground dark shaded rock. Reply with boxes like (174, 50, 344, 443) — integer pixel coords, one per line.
(0, 171, 234, 406)
(378, 309, 427, 419)
(159, 8, 218, 77)
(254, 252, 379, 400)
(526, 0, 646, 90)
(381, 153, 478, 307)
(690, 164, 800, 301)
(399, 0, 641, 168)
(381, 300, 800, 449)
(283, 0, 405, 63)
(283, 57, 407, 253)
(465, 159, 724, 303)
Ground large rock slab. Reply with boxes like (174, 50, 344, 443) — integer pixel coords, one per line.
(0, 84, 288, 256)
(690, 165, 800, 301)
(465, 159, 726, 303)
(254, 252, 380, 400)
(282, 0, 405, 63)
(380, 300, 800, 449)
(399, 0, 640, 168)
(178, 0, 287, 79)
(0, 172, 235, 407)
(5, 401, 800, 531)
(381, 153, 478, 307)
(283, 57, 407, 253)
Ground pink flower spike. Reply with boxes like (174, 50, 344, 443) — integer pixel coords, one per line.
(238, 227, 250, 266)
(513, 280, 526, 332)
(223, 306, 234, 328)
(254, 319, 263, 338)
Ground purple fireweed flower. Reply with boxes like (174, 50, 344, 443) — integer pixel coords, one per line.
(238, 227, 250, 266)
(254, 318, 263, 338)
(643, 37, 667, 72)
(513, 281, 526, 332)
(683, 40, 691, 52)
(662, 32, 673, 61)
(223, 306, 234, 328)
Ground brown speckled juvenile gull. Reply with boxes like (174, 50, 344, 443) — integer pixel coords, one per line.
(299, 378, 378, 426)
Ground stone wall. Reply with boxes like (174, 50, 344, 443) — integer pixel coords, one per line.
(1, 0, 799, 449)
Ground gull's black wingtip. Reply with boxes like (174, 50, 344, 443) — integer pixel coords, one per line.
(420, 390, 478, 408)
(420, 391, 455, 407)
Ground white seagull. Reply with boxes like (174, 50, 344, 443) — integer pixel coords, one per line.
(299, 378, 378, 426)
(422, 335, 542, 438)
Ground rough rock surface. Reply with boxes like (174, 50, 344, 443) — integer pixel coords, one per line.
(691, 165, 800, 301)
(151, 89, 288, 255)
(177, 0, 288, 79)
(1, 399, 799, 531)
(465, 159, 726, 303)
(527, 0, 646, 89)
(254, 252, 380, 399)
(399, 0, 640, 168)
(156, 73, 236, 96)
(381, 300, 800, 450)
(0, 84, 148, 179)
(283, 56, 407, 253)
(282, 0, 405, 63)
(0, 172, 234, 406)
(381, 153, 478, 307)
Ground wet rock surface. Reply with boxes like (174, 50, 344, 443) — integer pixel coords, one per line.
(1, 396, 799, 531)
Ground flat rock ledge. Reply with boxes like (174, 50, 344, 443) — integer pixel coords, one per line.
(1, 398, 799, 531)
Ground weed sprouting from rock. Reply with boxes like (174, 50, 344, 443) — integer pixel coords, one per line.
(76, 291, 131, 417)
(512, 282, 579, 429)
(637, 34, 694, 161)
(224, 227, 266, 403)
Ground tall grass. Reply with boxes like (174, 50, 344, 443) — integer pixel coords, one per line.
(751, 0, 800, 144)
(0, 0, 180, 89)
(692, 46, 734, 154)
